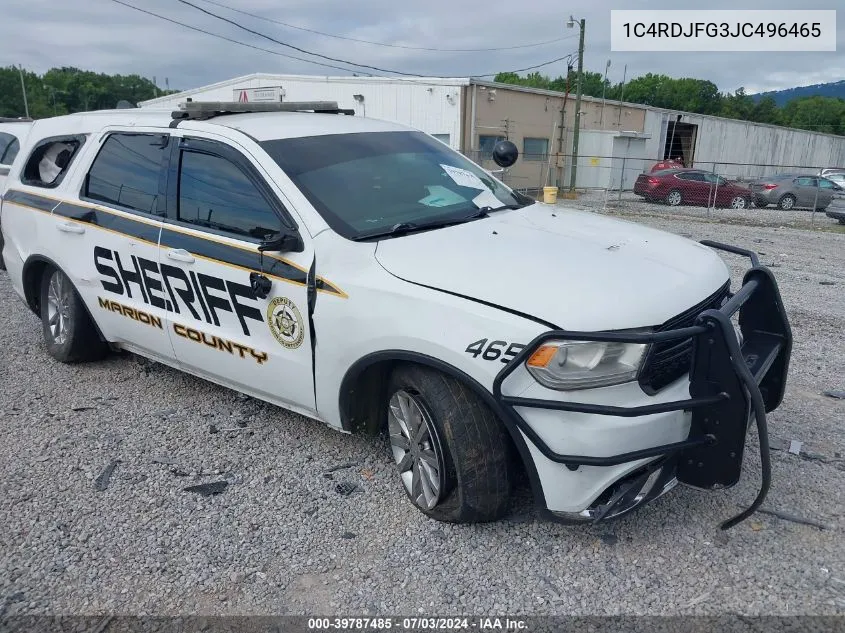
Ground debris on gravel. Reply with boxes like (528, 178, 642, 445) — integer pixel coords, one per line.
(183, 481, 229, 497)
(92, 460, 120, 492)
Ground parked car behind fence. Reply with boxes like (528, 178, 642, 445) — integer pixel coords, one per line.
(634, 168, 751, 209)
(748, 174, 842, 210)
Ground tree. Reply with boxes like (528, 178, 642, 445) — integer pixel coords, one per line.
(720, 88, 755, 121)
(493, 68, 844, 135)
(0, 65, 176, 118)
(750, 96, 780, 125)
(780, 96, 845, 134)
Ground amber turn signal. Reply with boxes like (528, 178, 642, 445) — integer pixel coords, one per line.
(526, 344, 558, 367)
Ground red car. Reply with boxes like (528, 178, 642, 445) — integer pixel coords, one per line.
(650, 158, 685, 172)
(634, 169, 752, 209)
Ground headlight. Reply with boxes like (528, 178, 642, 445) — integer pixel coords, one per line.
(525, 340, 648, 390)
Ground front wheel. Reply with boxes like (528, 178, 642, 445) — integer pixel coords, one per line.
(40, 266, 108, 363)
(730, 196, 748, 209)
(386, 365, 513, 523)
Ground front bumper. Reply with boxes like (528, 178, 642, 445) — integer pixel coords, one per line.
(494, 241, 792, 529)
(826, 208, 845, 222)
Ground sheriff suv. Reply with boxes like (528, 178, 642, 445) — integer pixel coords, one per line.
(0, 102, 792, 529)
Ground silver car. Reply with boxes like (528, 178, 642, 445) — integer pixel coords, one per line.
(817, 168, 845, 188)
(749, 174, 843, 210)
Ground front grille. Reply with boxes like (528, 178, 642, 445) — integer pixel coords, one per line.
(638, 282, 731, 393)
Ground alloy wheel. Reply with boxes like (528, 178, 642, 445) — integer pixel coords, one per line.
(731, 196, 747, 209)
(46, 270, 72, 345)
(667, 191, 682, 206)
(388, 389, 445, 510)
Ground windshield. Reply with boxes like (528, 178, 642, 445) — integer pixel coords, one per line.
(260, 131, 524, 240)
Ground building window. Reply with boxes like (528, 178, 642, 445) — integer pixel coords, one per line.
(431, 134, 450, 146)
(523, 137, 549, 162)
(478, 135, 505, 160)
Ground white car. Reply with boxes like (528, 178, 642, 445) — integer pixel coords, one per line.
(0, 118, 33, 189)
(0, 118, 33, 268)
(0, 102, 792, 528)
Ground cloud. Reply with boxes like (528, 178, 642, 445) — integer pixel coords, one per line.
(3, 0, 843, 94)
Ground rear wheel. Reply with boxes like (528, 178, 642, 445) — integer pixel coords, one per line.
(386, 364, 513, 523)
(666, 190, 682, 206)
(778, 194, 796, 210)
(40, 267, 108, 363)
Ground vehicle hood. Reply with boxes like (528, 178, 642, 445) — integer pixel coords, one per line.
(374, 204, 730, 331)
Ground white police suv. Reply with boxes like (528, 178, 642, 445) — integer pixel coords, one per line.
(0, 101, 792, 528)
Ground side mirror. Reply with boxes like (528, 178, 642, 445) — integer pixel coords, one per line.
(258, 230, 304, 253)
(492, 140, 519, 168)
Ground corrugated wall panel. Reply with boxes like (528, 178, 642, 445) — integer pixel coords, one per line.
(644, 110, 845, 179)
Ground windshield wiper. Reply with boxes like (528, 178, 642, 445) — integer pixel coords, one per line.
(354, 221, 431, 241)
(355, 215, 484, 241)
(354, 202, 534, 241)
(462, 202, 533, 220)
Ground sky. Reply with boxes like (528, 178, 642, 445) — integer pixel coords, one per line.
(3, 0, 843, 95)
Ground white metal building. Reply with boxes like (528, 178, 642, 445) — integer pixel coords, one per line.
(140, 74, 467, 149)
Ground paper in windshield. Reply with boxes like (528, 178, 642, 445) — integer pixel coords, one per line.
(440, 164, 487, 190)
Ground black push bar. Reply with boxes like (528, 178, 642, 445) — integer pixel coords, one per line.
(493, 240, 792, 529)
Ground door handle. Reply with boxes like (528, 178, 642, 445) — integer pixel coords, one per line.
(57, 221, 85, 235)
(167, 248, 195, 264)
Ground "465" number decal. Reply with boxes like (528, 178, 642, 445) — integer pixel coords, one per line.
(465, 339, 526, 364)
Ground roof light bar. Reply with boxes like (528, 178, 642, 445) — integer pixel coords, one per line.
(171, 100, 355, 120)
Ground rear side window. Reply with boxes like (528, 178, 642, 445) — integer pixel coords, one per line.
(84, 133, 169, 216)
(177, 150, 282, 240)
(676, 172, 705, 182)
(0, 132, 19, 165)
(21, 135, 86, 188)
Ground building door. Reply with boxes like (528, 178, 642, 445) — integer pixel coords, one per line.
(663, 118, 698, 167)
(611, 137, 647, 191)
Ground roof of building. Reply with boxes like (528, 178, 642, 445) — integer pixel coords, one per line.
(139, 73, 471, 107)
(136, 72, 845, 142)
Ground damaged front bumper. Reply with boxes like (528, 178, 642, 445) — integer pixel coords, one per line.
(493, 241, 793, 529)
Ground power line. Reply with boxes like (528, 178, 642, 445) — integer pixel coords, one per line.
(193, 0, 576, 53)
(111, 0, 575, 79)
(108, 0, 373, 75)
(178, 0, 476, 77)
(176, 0, 435, 76)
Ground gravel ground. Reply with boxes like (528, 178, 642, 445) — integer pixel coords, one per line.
(1, 208, 844, 617)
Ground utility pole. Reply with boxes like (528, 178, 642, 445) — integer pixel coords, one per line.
(18, 64, 30, 119)
(599, 59, 611, 128)
(568, 17, 585, 193)
(556, 60, 572, 188)
(616, 64, 628, 129)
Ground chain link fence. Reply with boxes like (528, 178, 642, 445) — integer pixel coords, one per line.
(461, 149, 845, 226)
